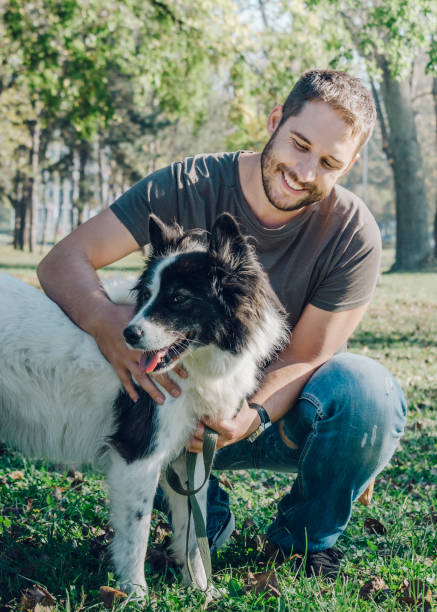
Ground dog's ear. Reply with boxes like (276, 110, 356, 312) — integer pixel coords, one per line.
(209, 213, 251, 267)
(149, 214, 184, 255)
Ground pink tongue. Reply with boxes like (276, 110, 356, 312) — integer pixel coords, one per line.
(140, 349, 168, 373)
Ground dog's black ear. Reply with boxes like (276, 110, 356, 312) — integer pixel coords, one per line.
(209, 213, 250, 266)
(149, 214, 184, 255)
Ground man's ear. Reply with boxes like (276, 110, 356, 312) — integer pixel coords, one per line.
(266, 104, 283, 136)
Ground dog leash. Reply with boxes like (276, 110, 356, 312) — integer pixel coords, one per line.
(165, 426, 218, 584)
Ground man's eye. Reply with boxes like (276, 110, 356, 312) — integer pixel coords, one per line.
(322, 159, 334, 169)
(293, 138, 308, 151)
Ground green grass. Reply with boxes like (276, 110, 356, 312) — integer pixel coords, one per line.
(0, 245, 436, 611)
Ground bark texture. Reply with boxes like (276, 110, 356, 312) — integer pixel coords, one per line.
(379, 60, 431, 269)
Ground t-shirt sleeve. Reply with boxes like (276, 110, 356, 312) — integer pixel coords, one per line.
(110, 164, 178, 247)
(309, 221, 382, 312)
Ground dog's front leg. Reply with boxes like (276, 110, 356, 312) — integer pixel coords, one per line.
(107, 452, 162, 598)
(160, 453, 208, 591)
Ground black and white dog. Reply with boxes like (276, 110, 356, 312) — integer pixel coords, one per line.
(0, 213, 287, 596)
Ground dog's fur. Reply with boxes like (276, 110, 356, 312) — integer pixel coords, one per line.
(0, 213, 287, 596)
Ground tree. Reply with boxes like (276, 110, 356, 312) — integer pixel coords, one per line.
(1, 0, 238, 247)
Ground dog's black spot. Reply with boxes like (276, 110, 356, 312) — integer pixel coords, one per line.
(135, 510, 144, 521)
(110, 388, 157, 463)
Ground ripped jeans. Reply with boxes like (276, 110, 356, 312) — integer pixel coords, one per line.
(208, 352, 407, 553)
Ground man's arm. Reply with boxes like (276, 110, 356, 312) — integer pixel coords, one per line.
(37, 209, 184, 403)
(189, 302, 368, 451)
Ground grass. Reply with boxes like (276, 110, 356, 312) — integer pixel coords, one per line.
(0, 242, 436, 611)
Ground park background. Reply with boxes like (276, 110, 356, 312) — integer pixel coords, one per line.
(0, 0, 436, 610)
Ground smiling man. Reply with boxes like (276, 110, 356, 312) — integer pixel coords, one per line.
(38, 69, 406, 578)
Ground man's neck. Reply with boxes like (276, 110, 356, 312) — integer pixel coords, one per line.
(238, 152, 306, 229)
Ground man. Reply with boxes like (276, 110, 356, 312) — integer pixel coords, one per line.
(38, 69, 406, 578)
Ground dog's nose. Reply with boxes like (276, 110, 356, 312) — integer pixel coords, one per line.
(123, 325, 144, 347)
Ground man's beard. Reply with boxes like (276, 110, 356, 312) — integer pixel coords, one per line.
(260, 133, 325, 212)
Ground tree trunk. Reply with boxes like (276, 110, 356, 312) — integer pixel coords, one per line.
(379, 60, 431, 269)
(76, 140, 91, 226)
(432, 76, 437, 259)
(25, 119, 41, 252)
(53, 174, 64, 244)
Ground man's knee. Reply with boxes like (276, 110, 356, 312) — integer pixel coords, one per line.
(293, 353, 406, 469)
(302, 353, 405, 425)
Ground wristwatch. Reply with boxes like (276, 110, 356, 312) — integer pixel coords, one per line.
(247, 402, 272, 443)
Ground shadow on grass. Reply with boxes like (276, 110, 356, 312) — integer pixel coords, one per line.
(350, 330, 433, 348)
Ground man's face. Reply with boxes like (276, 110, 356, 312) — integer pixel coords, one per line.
(261, 100, 360, 212)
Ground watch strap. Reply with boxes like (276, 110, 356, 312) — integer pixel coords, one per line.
(247, 402, 272, 443)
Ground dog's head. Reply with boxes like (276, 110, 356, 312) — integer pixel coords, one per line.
(123, 213, 278, 374)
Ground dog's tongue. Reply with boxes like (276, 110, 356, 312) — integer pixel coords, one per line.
(140, 349, 168, 373)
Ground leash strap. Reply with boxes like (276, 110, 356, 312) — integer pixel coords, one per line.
(165, 426, 218, 583)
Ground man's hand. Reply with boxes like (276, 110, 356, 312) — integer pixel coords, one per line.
(91, 302, 186, 404)
(187, 401, 260, 453)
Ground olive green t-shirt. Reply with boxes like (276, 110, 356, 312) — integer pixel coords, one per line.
(111, 151, 381, 328)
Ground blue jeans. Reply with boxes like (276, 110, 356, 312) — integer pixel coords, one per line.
(209, 353, 406, 553)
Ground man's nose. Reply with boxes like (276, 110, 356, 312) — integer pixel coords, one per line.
(295, 156, 318, 183)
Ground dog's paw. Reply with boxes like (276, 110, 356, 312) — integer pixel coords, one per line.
(122, 579, 148, 602)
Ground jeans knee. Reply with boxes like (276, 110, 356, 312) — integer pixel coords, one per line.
(300, 353, 406, 460)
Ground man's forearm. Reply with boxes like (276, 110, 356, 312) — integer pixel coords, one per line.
(250, 359, 325, 423)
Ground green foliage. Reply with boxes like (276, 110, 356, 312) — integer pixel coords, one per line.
(306, 0, 436, 79)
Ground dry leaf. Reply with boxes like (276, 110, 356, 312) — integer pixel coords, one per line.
(244, 569, 281, 597)
(52, 487, 64, 502)
(364, 517, 386, 535)
(67, 469, 83, 481)
(397, 579, 432, 610)
(359, 577, 390, 600)
(154, 520, 172, 543)
(10, 470, 24, 480)
(219, 473, 232, 489)
(243, 517, 255, 530)
(99, 586, 127, 609)
(20, 585, 56, 611)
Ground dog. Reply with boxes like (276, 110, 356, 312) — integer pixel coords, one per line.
(0, 213, 287, 597)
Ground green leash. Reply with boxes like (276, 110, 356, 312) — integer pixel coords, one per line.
(165, 426, 218, 584)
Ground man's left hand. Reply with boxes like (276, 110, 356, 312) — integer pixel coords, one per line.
(187, 401, 261, 452)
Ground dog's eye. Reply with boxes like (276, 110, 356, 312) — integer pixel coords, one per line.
(142, 288, 151, 301)
(172, 294, 188, 304)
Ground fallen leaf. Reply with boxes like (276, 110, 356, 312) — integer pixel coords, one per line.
(243, 517, 255, 530)
(9, 470, 24, 480)
(219, 473, 232, 489)
(154, 520, 171, 543)
(52, 487, 64, 502)
(397, 579, 432, 610)
(364, 517, 386, 535)
(359, 577, 390, 600)
(244, 569, 281, 597)
(67, 469, 83, 481)
(26, 498, 34, 512)
(99, 586, 127, 609)
(20, 585, 56, 611)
